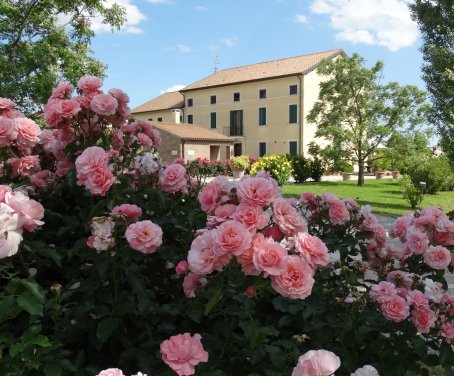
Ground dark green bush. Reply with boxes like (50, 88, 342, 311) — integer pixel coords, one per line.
(401, 155, 454, 194)
(310, 158, 324, 182)
(289, 155, 311, 183)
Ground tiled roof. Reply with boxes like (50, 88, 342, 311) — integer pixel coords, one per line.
(182, 49, 344, 91)
(132, 91, 184, 113)
(153, 122, 235, 143)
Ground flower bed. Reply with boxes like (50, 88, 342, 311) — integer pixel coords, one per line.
(0, 78, 452, 376)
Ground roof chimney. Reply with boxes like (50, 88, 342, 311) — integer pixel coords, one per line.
(172, 109, 181, 124)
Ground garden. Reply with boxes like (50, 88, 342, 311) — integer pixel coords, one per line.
(0, 78, 453, 376)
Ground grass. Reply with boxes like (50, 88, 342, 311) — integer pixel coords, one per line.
(282, 179, 454, 218)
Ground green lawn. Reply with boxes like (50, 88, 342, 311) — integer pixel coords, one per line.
(282, 179, 454, 217)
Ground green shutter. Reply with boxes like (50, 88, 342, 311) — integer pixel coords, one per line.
(289, 105, 297, 123)
(259, 108, 266, 125)
(230, 111, 234, 135)
(289, 141, 297, 156)
(210, 112, 216, 128)
(259, 142, 266, 157)
(239, 110, 243, 135)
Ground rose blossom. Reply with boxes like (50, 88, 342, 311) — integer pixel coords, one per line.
(369, 281, 397, 304)
(111, 204, 142, 221)
(0, 98, 15, 114)
(412, 307, 436, 333)
(441, 320, 454, 342)
(160, 333, 208, 376)
(237, 176, 278, 207)
(77, 75, 103, 94)
(9, 155, 41, 177)
(423, 246, 452, 269)
(328, 199, 350, 225)
(14, 117, 41, 150)
(51, 81, 73, 99)
(159, 163, 188, 194)
(380, 295, 410, 322)
(272, 198, 307, 236)
(75, 146, 109, 177)
(0, 117, 14, 147)
(211, 220, 252, 256)
(386, 270, 413, 289)
(233, 203, 269, 232)
(252, 237, 288, 276)
(236, 233, 263, 276)
(389, 213, 413, 241)
(291, 349, 341, 376)
(188, 231, 227, 275)
(175, 260, 189, 275)
(406, 290, 429, 310)
(90, 93, 118, 116)
(0, 185, 13, 202)
(424, 278, 444, 303)
(83, 166, 116, 196)
(351, 365, 380, 376)
(125, 220, 163, 254)
(271, 255, 315, 300)
(182, 272, 206, 298)
(0, 203, 23, 259)
(404, 229, 430, 255)
(294, 232, 330, 269)
(6, 191, 44, 232)
(96, 368, 125, 376)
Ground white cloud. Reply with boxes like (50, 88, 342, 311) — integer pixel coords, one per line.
(91, 0, 147, 34)
(293, 14, 309, 24)
(177, 44, 192, 53)
(193, 5, 208, 12)
(310, 0, 419, 51)
(160, 84, 186, 94)
(220, 36, 238, 48)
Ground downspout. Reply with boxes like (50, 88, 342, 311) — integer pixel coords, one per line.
(181, 139, 185, 161)
(298, 74, 303, 155)
(181, 91, 186, 123)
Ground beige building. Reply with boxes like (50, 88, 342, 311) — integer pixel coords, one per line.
(132, 49, 344, 159)
(152, 122, 236, 163)
(132, 91, 184, 124)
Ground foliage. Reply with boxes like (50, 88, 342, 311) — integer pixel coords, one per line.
(289, 154, 311, 183)
(187, 158, 231, 177)
(317, 137, 351, 174)
(307, 53, 429, 186)
(307, 143, 325, 182)
(250, 154, 293, 186)
(409, 0, 454, 167)
(231, 155, 250, 170)
(402, 155, 454, 194)
(1, 79, 453, 376)
(400, 175, 424, 209)
(0, 0, 126, 115)
(339, 162, 354, 174)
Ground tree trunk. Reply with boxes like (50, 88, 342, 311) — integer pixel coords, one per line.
(357, 160, 365, 186)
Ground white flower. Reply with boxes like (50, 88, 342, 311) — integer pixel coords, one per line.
(424, 278, 444, 303)
(351, 365, 380, 376)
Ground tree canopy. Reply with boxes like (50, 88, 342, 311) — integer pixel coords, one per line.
(0, 0, 126, 115)
(307, 53, 429, 186)
(409, 0, 454, 167)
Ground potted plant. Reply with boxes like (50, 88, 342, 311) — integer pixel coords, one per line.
(340, 162, 354, 181)
(231, 155, 249, 178)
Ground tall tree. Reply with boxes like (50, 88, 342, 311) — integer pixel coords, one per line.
(409, 0, 454, 167)
(0, 0, 126, 115)
(307, 53, 429, 186)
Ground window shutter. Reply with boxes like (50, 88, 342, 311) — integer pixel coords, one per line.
(230, 111, 234, 136)
(239, 110, 243, 135)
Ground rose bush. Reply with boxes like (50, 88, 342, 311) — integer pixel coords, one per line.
(0, 78, 452, 376)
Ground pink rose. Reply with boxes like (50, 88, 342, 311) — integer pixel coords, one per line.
(55, 98, 81, 121)
(77, 75, 103, 94)
(75, 146, 109, 180)
(125, 220, 163, 254)
(386, 271, 413, 289)
(328, 199, 350, 225)
(198, 177, 232, 214)
(424, 246, 452, 269)
(233, 203, 269, 233)
(292, 349, 341, 376)
(9, 155, 41, 177)
(56, 159, 74, 177)
(236, 234, 263, 276)
(137, 132, 153, 149)
(441, 320, 454, 342)
(412, 308, 436, 333)
(294, 232, 330, 269)
(271, 255, 315, 300)
(175, 260, 189, 275)
(83, 166, 115, 196)
(188, 231, 227, 275)
(30, 170, 53, 190)
(160, 333, 208, 376)
(0, 98, 15, 113)
(108, 88, 130, 105)
(159, 163, 188, 194)
(389, 213, 413, 241)
(246, 286, 256, 297)
(51, 81, 73, 99)
(182, 272, 206, 298)
(237, 176, 278, 207)
(96, 369, 124, 376)
(0, 117, 14, 147)
(272, 198, 307, 236)
(405, 229, 429, 255)
(90, 94, 118, 116)
(0, 185, 13, 202)
(299, 192, 316, 207)
(380, 295, 410, 322)
(252, 237, 288, 276)
(111, 204, 142, 221)
(406, 290, 429, 310)
(207, 203, 237, 229)
(369, 281, 397, 303)
(14, 117, 41, 150)
(262, 225, 284, 241)
(6, 191, 44, 232)
(212, 220, 252, 256)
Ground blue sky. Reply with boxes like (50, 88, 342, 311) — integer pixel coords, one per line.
(90, 0, 424, 109)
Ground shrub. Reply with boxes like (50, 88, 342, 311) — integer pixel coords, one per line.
(402, 155, 454, 194)
(231, 155, 250, 170)
(187, 158, 231, 177)
(400, 174, 424, 209)
(339, 161, 354, 173)
(289, 154, 311, 183)
(310, 158, 324, 182)
(250, 154, 293, 185)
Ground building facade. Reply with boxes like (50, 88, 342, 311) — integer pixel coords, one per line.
(132, 49, 344, 159)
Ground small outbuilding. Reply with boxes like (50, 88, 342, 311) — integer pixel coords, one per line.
(152, 122, 237, 163)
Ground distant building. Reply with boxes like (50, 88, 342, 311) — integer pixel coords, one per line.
(132, 48, 345, 159)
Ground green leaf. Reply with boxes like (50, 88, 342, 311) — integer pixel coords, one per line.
(44, 363, 62, 376)
(96, 318, 119, 343)
(204, 288, 223, 316)
(17, 292, 43, 316)
(29, 335, 52, 347)
(0, 295, 17, 322)
(9, 343, 23, 358)
(12, 279, 45, 303)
